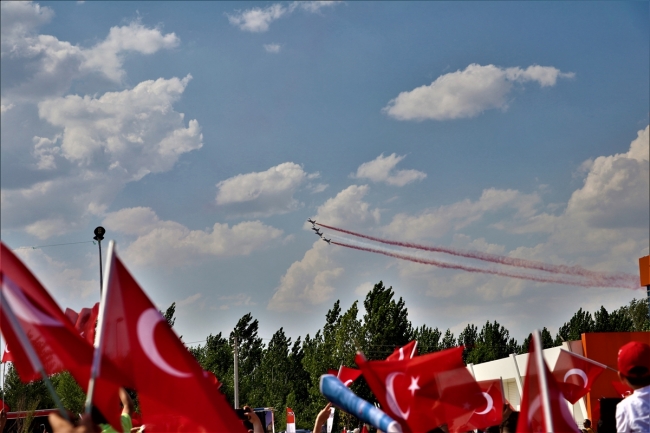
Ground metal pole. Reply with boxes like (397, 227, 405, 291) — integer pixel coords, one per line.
(93, 226, 105, 296)
(98, 240, 103, 295)
(234, 335, 239, 409)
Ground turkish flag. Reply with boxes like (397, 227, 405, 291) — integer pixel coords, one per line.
(516, 334, 579, 433)
(552, 349, 605, 404)
(356, 346, 483, 433)
(456, 379, 504, 431)
(64, 304, 100, 345)
(337, 365, 362, 387)
(611, 380, 633, 398)
(96, 245, 245, 433)
(0, 242, 123, 430)
(386, 341, 418, 361)
(1, 343, 13, 363)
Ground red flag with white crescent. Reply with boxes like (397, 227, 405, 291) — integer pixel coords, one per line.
(286, 407, 296, 433)
(552, 349, 605, 404)
(96, 244, 245, 433)
(356, 346, 484, 433)
(0, 242, 123, 431)
(1, 343, 12, 363)
(456, 379, 504, 431)
(516, 334, 580, 433)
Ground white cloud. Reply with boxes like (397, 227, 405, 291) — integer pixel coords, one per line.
(383, 63, 575, 121)
(354, 281, 374, 296)
(1, 76, 201, 238)
(81, 22, 179, 82)
(565, 125, 649, 229)
(227, 4, 287, 32)
(268, 240, 343, 311)
(290, 1, 340, 13)
(264, 43, 282, 53)
(384, 188, 542, 240)
(227, 1, 340, 32)
(216, 162, 316, 217)
(0, 1, 54, 52)
(310, 185, 381, 229)
(1, 103, 15, 114)
(103, 207, 283, 267)
(217, 294, 256, 310)
(2, 12, 179, 101)
(352, 153, 426, 186)
(177, 293, 202, 307)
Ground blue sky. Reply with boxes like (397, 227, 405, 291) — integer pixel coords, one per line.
(1, 1, 648, 348)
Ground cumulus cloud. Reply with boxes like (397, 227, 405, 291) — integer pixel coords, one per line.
(216, 162, 317, 217)
(383, 63, 575, 121)
(310, 185, 381, 229)
(1, 5, 179, 102)
(227, 1, 340, 32)
(268, 240, 343, 311)
(264, 43, 282, 53)
(352, 153, 426, 186)
(1, 76, 201, 238)
(565, 126, 649, 229)
(384, 188, 542, 240)
(103, 207, 283, 267)
(81, 22, 179, 82)
(227, 4, 287, 32)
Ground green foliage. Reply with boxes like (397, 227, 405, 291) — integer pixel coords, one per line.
(362, 281, 412, 360)
(440, 329, 456, 349)
(465, 321, 519, 364)
(2, 364, 54, 411)
(555, 308, 594, 344)
(230, 313, 264, 408)
(163, 302, 176, 328)
(52, 371, 86, 414)
(519, 327, 555, 354)
(412, 325, 441, 354)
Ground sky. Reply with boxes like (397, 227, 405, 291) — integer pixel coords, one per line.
(1, 1, 648, 349)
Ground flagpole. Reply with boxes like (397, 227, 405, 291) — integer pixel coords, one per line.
(85, 240, 115, 415)
(0, 291, 69, 421)
(533, 329, 554, 432)
(558, 348, 615, 372)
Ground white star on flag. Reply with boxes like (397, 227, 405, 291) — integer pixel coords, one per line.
(408, 376, 420, 396)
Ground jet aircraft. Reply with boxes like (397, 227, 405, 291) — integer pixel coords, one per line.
(322, 238, 331, 244)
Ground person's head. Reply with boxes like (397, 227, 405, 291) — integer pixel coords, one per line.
(500, 411, 519, 433)
(617, 341, 650, 389)
(583, 419, 591, 428)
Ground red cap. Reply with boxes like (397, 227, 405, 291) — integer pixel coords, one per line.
(618, 341, 650, 377)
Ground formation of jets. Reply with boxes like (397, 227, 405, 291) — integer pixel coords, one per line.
(307, 219, 331, 244)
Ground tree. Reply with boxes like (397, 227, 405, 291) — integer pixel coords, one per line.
(457, 324, 478, 363)
(52, 371, 86, 414)
(519, 327, 554, 354)
(190, 332, 233, 402)
(555, 308, 594, 344)
(361, 282, 412, 360)
(624, 298, 649, 332)
(2, 364, 54, 411)
(465, 321, 519, 364)
(440, 329, 456, 349)
(163, 302, 176, 328)
(229, 313, 264, 407)
(413, 325, 441, 354)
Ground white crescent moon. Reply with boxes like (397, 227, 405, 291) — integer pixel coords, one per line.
(563, 368, 588, 388)
(398, 348, 405, 360)
(2, 278, 61, 327)
(385, 372, 411, 420)
(528, 396, 541, 424)
(343, 379, 353, 386)
(137, 308, 191, 378)
(475, 392, 494, 415)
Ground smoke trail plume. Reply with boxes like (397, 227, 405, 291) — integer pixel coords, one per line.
(317, 222, 638, 288)
(331, 240, 636, 289)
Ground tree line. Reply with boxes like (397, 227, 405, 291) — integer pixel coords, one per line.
(2, 282, 648, 431)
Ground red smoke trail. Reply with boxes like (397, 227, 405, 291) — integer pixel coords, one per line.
(331, 241, 633, 288)
(318, 223, 638, 288)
